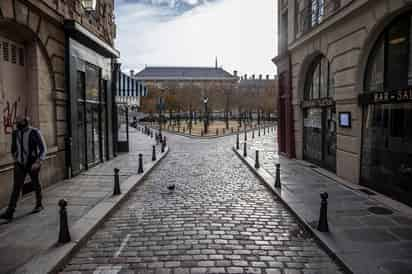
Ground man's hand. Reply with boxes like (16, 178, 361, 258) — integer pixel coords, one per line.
(31, 160, 42, 171)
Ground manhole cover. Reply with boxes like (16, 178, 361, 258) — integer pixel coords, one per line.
(368, 206, 393, 215)
(359, 188, 376, 195)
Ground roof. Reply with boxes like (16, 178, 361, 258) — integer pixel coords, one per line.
(134, 66, 237, 81)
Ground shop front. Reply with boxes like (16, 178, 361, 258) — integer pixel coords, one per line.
(65, 21, 119, 177)
(302, 55, 336, 172)
(360, 13, 412, 206)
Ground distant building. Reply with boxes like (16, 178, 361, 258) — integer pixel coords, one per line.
(116, 70, 148, 108)
(134, 66, 238, 93)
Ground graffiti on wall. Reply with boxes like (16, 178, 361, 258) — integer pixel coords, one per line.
(2, 96, 27, 134)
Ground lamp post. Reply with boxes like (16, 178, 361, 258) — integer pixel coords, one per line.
(203, 96, 209, 134)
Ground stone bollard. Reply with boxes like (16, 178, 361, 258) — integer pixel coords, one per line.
(275, 163, 281, 188)
(317, 192, 329, 232)
(255, 150, 260, 169)
(152, 145, 156, 161)
(58, 199, 71, 244)
(243, 142, 247, 157)
(236, 132, 240, 150)
(216, 128, 218, 136)
(113, 168, 121, 195)
(138, 154, 144, 174)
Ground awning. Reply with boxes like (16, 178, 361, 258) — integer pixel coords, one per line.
(64, 20, 120, 58)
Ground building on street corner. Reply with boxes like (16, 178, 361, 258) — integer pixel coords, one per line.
(274, 0, 412, 207)
(0, 0, 119, 208)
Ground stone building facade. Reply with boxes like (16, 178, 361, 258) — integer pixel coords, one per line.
(274, 0, 412, 206)
(0, 0, 118, 208)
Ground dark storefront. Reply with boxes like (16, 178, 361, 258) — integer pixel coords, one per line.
(360, 13, 412, 206)
(302, 55, 336, 172)
(65, 21, 119, 177)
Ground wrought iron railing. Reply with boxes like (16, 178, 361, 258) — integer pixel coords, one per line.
(295, 0, 341, 37)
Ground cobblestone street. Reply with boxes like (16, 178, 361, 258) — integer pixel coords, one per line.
(60, 132, 343, 274)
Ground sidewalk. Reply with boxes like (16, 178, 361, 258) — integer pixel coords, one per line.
(0, 128, 162, 274)
(236, 128, 412, 274)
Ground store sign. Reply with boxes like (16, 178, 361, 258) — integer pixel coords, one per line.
(301, 98, 334, 109)
(359, 89, 412, 105)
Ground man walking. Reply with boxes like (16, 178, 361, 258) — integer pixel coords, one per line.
(0, 116, 47, 222)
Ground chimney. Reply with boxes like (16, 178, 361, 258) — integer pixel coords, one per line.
(233, 70, 238, 77)
(130, 70, 134, 77)
(259, 74, 262, 80)
(266, 74, 270, 80)
(252, 74, 255, 80)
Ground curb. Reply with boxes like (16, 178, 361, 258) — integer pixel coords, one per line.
(15, 146, 170, 274)
(232, 146, 353, 274)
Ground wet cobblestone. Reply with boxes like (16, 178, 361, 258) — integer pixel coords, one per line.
(60, 131, 343, 274)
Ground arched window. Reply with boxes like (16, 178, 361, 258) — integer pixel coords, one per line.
(365, 15, 411, 92)
(304, 55, 334, 100)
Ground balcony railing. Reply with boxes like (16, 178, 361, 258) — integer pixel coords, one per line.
(295, 0, 341, 37)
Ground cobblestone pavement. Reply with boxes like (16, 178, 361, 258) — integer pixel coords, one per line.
(61, 132, 344, 274)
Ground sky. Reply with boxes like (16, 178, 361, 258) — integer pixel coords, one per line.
(115, 0, 277, 77)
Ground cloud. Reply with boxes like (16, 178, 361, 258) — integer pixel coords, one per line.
(115, 0, 277, 76)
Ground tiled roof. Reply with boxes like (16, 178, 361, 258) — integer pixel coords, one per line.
(134, 66, 236, 80)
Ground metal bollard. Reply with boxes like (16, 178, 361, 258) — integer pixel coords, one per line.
(58, 199, 71, 244)
(243, 142, 247, 157)
(161, 141, 165, 153)
(231, 127, 233, 133)
(236, 132, 240, 150)
(255, 150, 260, 169)
(275, 163, 281, 188)
(138, 154, 144, 174)
(163, 136, 167, 147)
(152, 145, 156, 161)
(252, 129, 255, 139)
(317, 192, 329, 232)
(150, 131, 153, 138)
(113, 168, 121, 195)
(264, 127, 266, 135)
(244, 129, 247, 141)
(216, 128, 218, 136)
(258, 127, 261, 137)
(223, 128, 225, 135)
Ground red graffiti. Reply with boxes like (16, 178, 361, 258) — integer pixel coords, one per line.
(3, 97, 20, 134)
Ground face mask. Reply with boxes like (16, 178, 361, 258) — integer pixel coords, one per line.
(17, 122, 27, 130)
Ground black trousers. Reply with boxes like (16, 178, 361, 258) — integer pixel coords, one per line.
(7, 164, 42, 214)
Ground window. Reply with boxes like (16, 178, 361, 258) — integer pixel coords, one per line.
(365, 15, 412, 92)
(3, 41, 9, 62)
(305, 56, 333, 100)
(81, 0, 97, 11)
(19, 48, 24, 66)
(11, 44, 17, 64)
(311, 0, 325, 27)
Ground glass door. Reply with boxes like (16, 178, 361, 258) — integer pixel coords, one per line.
(323, 107, 337, 172)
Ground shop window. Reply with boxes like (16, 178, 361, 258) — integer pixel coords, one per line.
(3, 41, 9, 62)
(365, 15, 412, 92)
(304, 55, 332, 100)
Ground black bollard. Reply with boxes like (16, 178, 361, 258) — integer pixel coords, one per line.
(163, 136, 167, 147)
(231, 127, 233, 133)
(244, 129, 247, 141)
(113, 168, 121, 195)
(243, 142, 247, 157)
(161, 141, 165, 153)
(216, 128, 218, 136)
(252, 129, 255, 139)
(317, 192, 329, 232)
(58, 199, 71, 244)
(255, 150, 260, 169)
(264, 127, 266, 135)
(275, 163, 281, 188)
(152, 145, 156, 161)
(258, 127, 261, 137)
(138, 153, 144, 174)
(236, 132, 240, 150)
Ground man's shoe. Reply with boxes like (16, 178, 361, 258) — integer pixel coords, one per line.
(31, 205, 44, 214)
(0, 211, 13, 222)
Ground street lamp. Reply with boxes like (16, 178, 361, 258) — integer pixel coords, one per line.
(203, 96, 209, 134)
